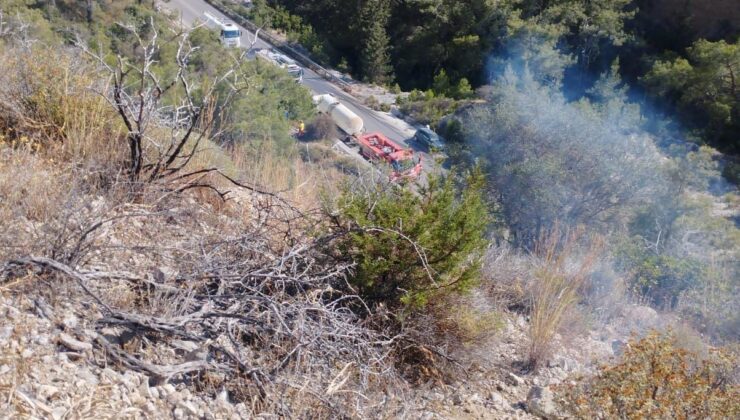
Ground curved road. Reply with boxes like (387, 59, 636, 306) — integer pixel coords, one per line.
(162, 0, 418, 147)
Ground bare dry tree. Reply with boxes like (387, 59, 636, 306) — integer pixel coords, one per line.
(77, 18, 251, 190)
(0, 10, 34, 46)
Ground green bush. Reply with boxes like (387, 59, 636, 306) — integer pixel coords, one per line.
(441, 119, 464, 143)
(723, 160, 740, 185)
(327, 168, 491, 308)
(400, 98, 459, 126)
(615, 238, 702, 308)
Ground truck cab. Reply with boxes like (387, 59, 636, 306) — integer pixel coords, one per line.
(219, 23, 242, 48)
(413, 127, 445, 152)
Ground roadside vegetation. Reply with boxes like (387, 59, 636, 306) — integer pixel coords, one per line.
(231, 0, 737, 159)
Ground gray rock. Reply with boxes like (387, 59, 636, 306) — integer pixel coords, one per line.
(0, 325, 13, 340)
(526, 386, 560, 420)
(34, 335, 50, 346)
(51, 407, 67, 420)
(180, 401, 200, 416)
(139, 381, 154, 399)
(173, 407, 185, 419)
(6, 306, 20, 320)
(469, 392, 483, 404)
(171, 340, 199, 352)
(185, 346, 208, 363)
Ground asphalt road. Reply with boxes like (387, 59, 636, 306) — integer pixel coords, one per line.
(162, 0, 416, 147)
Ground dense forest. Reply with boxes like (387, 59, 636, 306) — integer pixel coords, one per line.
(242, 0, 738, 156)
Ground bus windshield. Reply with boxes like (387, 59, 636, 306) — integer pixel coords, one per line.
(222, 30, 240, 38)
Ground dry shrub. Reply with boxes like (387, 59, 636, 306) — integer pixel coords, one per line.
(0, 46, 125, 167)
(481, 244, 531, 311)
(229, 142, 344, 211)
(0, 145, 68, 226)
(305, 114, 339, 141)
(527, 226, 602, 370)
(560, 331, 740, 419)
(430, 292, 505, 350)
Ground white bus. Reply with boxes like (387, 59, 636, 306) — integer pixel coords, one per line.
(204, 12, 242, 48)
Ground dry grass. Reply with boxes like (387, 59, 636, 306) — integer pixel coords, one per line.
(0, 46, 125, 167)
(527, 226, 603, 370)
(228, 142, 345, 210)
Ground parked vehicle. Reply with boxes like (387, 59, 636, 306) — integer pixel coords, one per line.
(204, 12, 242, 48)
(256, 49, 304, 82)
(357, 133, 422, 181)
(413, 127, 445, 152)
(312, 94, 364, 136)
(312, 95, 421, 181)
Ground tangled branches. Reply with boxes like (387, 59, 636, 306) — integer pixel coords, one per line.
(0, 204, 406, 416)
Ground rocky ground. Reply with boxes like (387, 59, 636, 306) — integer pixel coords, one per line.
(0, 281, 664, 419)
(0, 293, 257, 419)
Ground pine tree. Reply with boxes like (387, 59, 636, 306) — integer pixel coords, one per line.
(360, 0, 393, 85)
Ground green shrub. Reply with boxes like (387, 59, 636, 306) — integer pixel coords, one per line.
(399, 98, 459, 126)
(441, 119, 465, 143)
(723, 160, 740, 185)
(327, 168, 491, 308)
(615, 238, 703, 308)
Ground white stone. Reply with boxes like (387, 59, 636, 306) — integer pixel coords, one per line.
(161, 383, 176, 395)
(51, 407, 67, 420)
(62, 314, 78, 330)
(488, 391, 506, 407)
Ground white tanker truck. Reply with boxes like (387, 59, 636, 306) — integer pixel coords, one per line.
(312, 94, 364, 137)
